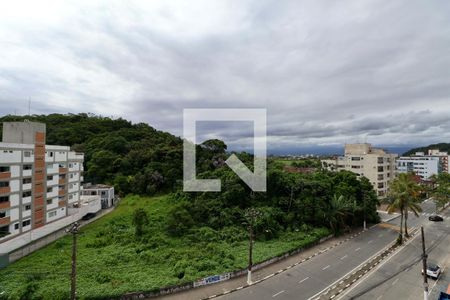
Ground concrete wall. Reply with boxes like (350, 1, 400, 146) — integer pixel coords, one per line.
(2, 122, 46, 144)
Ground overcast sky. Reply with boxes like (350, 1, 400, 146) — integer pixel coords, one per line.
(1, 0, 449, 153)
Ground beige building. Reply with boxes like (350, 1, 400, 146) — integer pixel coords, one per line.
(322, 143, 397, 197)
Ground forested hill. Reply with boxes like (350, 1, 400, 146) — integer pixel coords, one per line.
(403, 143, 450, 156)
(0, 113, 187, 195)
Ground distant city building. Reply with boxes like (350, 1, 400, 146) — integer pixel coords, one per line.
(321, 143, 397, 197)
(397, 149, 449, 180)
(82, 183, 115, 209)
(0, 121, 84, 242)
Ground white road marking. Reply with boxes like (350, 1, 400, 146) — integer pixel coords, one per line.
(322, 265, 331, 270)
(272, 290, 285, 297)
(368, 240, 373, 244)
(340, 255, 348, 260)
(392, 278, 399, 286)
(376, 295, 383, 300)
(299, 277, 309, 284)
(355, 247, 361, 252)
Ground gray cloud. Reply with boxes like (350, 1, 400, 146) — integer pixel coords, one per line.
(0, 0, 449, 153)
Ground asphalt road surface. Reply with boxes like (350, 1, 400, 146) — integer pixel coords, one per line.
(340, 204, 450, 300)
(219, 200, 438, 300)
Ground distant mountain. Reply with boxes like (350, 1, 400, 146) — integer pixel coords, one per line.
(403, 143, 450, 156)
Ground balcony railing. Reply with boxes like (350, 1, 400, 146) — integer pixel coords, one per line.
(0, 172, 11, 180)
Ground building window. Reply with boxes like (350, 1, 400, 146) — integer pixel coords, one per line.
(23, 164, 32, 170)
(22, 191, 32, 198)
(69, 163, 73, 168)
(47, 175, 53, 181)
(0, 196, 8, 203)
(0, 166, 10, 172)
(70, 173, 74, 179)
(22, 219, 31, 227)
(24, 151, 32, 157)
(47, 198, 53, 205)
(47, 187, 53, 193)
(24, 204, 31, 211)
(377, 166, 384, 172)
(377, 157, 384, 164)
(49, 152, 54, 157)
(22, 178, 32, 184)
(0, 181, 9, 188)
(351, 157, 361, 161)
(48, 211, 57, 218)
(0, 211, 8, 218)
(14, 223, 19, 230)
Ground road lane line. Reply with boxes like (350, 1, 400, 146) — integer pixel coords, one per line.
(272, 290, 285, 297)
(341, 255, 348, 260)
(322, 265, 331, 270)
(392, 278, 399, 286)
(376, 295, 383, 300)
(368, 240, 373, 244)
(355, 247, 361, 252)
(299, 277, 309, 284)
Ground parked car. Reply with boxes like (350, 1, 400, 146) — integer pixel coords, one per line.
(422, 263, 441, 279)
(81, 212, 96, 221)
(429, 215, 444, 222)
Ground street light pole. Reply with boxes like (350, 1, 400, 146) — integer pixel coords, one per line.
(245, 207, 261, 285)
(421, 226, 429, 300)
(68, 222, 79, 300)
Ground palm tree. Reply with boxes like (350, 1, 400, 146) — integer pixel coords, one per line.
(387, 173, 422, 243)
(324, 194, 353, 235)
(385, 194, 404, 244)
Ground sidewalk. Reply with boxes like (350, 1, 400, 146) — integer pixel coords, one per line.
(155, 229, 366, 300)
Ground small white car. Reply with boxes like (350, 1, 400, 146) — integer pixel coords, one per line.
(422, 263, 441, 279)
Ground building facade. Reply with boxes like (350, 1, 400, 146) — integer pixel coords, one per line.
(0, 121, 84, 242)
(322, 143, 397, 197)
(397, 149, 449, 180)
(81, 184, 115, 209)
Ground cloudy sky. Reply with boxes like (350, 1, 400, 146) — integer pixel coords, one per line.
(1, 0, 449, 153)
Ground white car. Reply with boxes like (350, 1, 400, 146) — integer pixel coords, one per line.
(422, 263, 441, 279)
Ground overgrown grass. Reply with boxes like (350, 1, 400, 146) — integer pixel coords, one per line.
(0, 195, 329, 299)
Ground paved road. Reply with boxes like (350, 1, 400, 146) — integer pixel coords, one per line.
(219, 201, 437, 300)
(340, 205, 450, 300)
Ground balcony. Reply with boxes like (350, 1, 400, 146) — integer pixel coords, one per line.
(0, 216, 10, 226)
(0, 201, 10, 210)
(0, 172, 11, 180)
(0, 186, 11, 195)
(22, 196, 32, 204)
(58, 189, 66, 196)
(22, 183, 32, 191)
(23, 169, 32, 177)
(59, 178, 66, 185)
(59, 167, 68, 174)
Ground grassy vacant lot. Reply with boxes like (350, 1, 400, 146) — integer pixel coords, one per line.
(0, 195, 329, 299)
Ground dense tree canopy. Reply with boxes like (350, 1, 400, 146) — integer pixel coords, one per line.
(0, 113, 381, 238)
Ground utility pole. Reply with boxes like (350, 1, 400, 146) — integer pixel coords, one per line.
(362, 189, 367, 231)
(245, 207, 261, 285)
(421, 226, 429, 300)
(67, 222, 79, 300)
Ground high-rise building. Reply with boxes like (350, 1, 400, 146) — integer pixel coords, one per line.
(321, 143, 397, 197)
(0, 121, 84, 242)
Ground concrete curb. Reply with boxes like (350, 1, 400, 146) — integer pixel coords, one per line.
(199, 230, 367, 300)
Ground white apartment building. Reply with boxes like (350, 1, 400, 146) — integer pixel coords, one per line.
(322, 143, 397, 197)
(0, 121, 84, 242)
(81, 183, 115, 209)
(397, 149, 449, 179)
